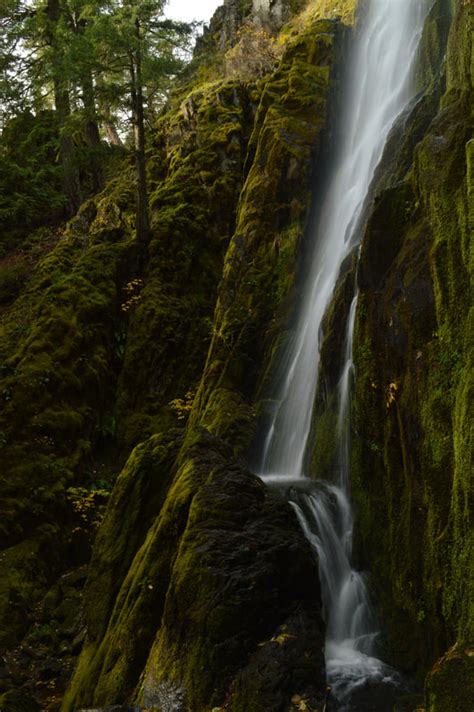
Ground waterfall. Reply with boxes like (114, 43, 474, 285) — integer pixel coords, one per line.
(258, 0, 430, 707)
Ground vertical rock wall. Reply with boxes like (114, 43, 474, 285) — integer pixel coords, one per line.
(349, 0, 473, 703)
(62, 10, 347, 711)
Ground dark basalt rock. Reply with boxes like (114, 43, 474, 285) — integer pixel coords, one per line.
(64, 430, 326, 711)
(358, 182, 415, 293)
(228, 607, 326, 712)
(139, 431, 325, 711)
(425, 643, 474, 712)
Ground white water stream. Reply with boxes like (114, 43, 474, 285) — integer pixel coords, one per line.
(258, 0, 429, 707)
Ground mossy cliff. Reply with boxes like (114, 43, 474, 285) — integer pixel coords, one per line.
(0, 2, 350, 709)
(1, 0, 471, 709)
(115, 77, 253, 452)
(0, 70, 250, 655)
(190, 15, 346, 457)
(0, 214, 133, 651)
(61, 10, 346, 710)
(0, 23, 253, 710)
(346, 0, 473, 705)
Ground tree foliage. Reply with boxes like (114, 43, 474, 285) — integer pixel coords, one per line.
(225, 21, 281, 80)
(0, 110, 65, 249)
(0, 0, 194, 244)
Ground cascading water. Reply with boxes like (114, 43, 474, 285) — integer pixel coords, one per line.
(258, 0, 430, 707)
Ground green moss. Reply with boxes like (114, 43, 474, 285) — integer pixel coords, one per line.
(61, 432, 207, 710)
(197, 387, 256, 456)
(415, 0, 453, 91)
(349, 0, 473, 681)
(425, 643, 474, 712)
(115, 79, 250, 453)
(190, 18, 344, 457)
(0, 170, 140, 646)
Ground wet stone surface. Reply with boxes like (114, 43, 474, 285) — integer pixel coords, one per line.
(326, 675, 423, 711)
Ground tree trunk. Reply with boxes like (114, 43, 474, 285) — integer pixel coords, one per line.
(55, 87, 82, 216)
(81, 70, 104, 192)
(102, 114, 123, 147)
(130, 18, 150, 251)
(46, 0, 82, 216)
(95, 77, 124, 147)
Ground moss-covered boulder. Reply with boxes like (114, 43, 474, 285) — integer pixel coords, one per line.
(138, 439, 324, 711)
(62, 430, 324, 711)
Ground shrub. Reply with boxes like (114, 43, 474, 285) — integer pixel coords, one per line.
(224, 22, 282, 80)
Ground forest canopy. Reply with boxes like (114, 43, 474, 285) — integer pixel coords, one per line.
(0, 0, 194, 246)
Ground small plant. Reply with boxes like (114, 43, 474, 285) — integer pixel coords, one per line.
(96, 414, 117, 439)
(169, 390, 195, 421)
(115, 329, 127, 359)
(224, 23, 282, 80)
(385, 382, 398, 409)
(417, 608, 426, 622)
(121, 278, 144, 313)
(66, 486, 110, 532)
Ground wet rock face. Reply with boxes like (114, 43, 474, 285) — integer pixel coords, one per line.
(348, 0, 473, 685)
(358, 183, 415, 294)
(228, 608, 327, 712)
(192, 16, 346, 458)
(139, 432, 325, 711)
(64, 431, 325, 711)
(425, 643, 474, 712)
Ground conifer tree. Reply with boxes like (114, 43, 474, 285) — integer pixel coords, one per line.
(86, 0, 193, 247)
(1, 0, 193, 243)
